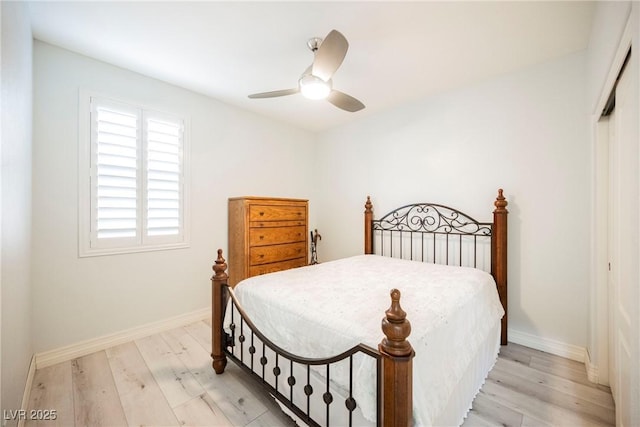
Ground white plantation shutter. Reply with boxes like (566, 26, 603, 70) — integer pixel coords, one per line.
(84, 95, 188, 255)
(145, 114, 183, 239)
(92, 101, 141, 243)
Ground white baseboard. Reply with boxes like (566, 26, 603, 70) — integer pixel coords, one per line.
(585, 349, 600, 384)
(17, 355, 36, 427)
(35, 307, 210, 369)
(508, 328, 586, 363)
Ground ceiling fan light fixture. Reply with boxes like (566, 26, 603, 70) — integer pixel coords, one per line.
(299, 74, 331, 100)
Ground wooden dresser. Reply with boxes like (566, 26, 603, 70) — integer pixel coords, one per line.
(228, 197, 308, 286)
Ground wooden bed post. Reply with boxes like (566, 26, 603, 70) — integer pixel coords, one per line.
(492, 189, 509, 345)
(364, 196, 373, 254)
(379, 289, 415, 426)
(211, 249, 229, 374)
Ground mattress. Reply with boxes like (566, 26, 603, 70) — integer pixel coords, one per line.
(231, 254, 504, 426)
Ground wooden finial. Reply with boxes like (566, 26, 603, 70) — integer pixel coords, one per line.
(212, 249, 228, 282)
(365, 196, 373, 214)
(494, 188, 508, 213)
(380, 289, 413, 357)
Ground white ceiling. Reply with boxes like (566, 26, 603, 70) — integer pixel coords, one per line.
(28, 1, 595, 132)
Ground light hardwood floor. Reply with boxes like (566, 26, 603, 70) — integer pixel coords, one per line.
(26, 320, 614, 427)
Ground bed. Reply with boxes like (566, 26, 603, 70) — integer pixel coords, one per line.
(211, 189, 508, 426)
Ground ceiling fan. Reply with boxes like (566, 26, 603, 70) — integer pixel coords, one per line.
(248, 30, 365, 112)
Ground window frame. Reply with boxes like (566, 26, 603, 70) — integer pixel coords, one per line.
(79, 90, 190, 257)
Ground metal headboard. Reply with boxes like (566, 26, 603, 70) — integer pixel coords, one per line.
(371, 202, 493, 272)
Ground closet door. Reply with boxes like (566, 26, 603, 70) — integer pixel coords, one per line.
(608, 58, 638, 427)
(607, 106, 617, 405)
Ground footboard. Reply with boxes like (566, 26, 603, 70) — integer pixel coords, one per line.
(211, 250, 414, 426)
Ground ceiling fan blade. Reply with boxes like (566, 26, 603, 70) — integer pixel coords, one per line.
(327, 90, 365, 112)
(248, 88, 299, 99)
(312, 30, 349, 81)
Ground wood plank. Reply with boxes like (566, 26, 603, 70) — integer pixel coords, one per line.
(25, 361, 74, 427)
(529, 357, 603, 390)
(489, 365, 615, 425)
(135, 333, 204, 408)
(521, 414, 554, 427)
(498, 343, 533, 366)
(172, 393, 234, 426)
(184, 319, 213, 350)
(161, 325, 269, 425)
(71, 351, 128, 427)
(463, 388, 523, 427)
(105, 341, 179, 426)
(481, 378, 610, 427)
(502, 344, 612, 392)
(494, 357, 615, 410)
(462, 410, 505, 427)
(245, 409, 296, 427)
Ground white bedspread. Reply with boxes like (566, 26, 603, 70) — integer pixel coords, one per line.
(233, 255, 504, 425)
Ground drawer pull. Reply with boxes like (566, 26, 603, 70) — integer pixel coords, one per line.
(259, 211, 265, 216)
(259, 235, 264, 240)
(259, 254, 264, 258)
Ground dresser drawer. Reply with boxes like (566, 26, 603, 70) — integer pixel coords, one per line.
(249, 225, 306, 246)
(250, 242, 306, 265)
(249, 205, 306, 222)
(249, 257, 307, 277)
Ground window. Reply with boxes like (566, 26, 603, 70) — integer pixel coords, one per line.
(79, 94, 189, 256)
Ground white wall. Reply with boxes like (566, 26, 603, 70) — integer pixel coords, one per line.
(31, 41, 317, 353)
(1, 0, 33, 417)
(315, 52, 590, 351)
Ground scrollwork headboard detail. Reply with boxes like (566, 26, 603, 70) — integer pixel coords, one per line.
(374, 203, 492, 235)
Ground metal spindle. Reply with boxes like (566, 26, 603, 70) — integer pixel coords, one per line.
(240, 316, 244, 364)
(250, 332, 255, 371)
(446, 233, 449, 265)
(348, 355, 354, 427)
(230, 304, 235, 356)
(306, 365, 311, 421)
(290, 359, 294, 405)
(325, 363, 331, 427)
(261, 342, 266, 382)
(376, 357, 382, 426)
(474, 235, 477, 268)
(275, 353, 280, 393)
(433, 233, 436, 263)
